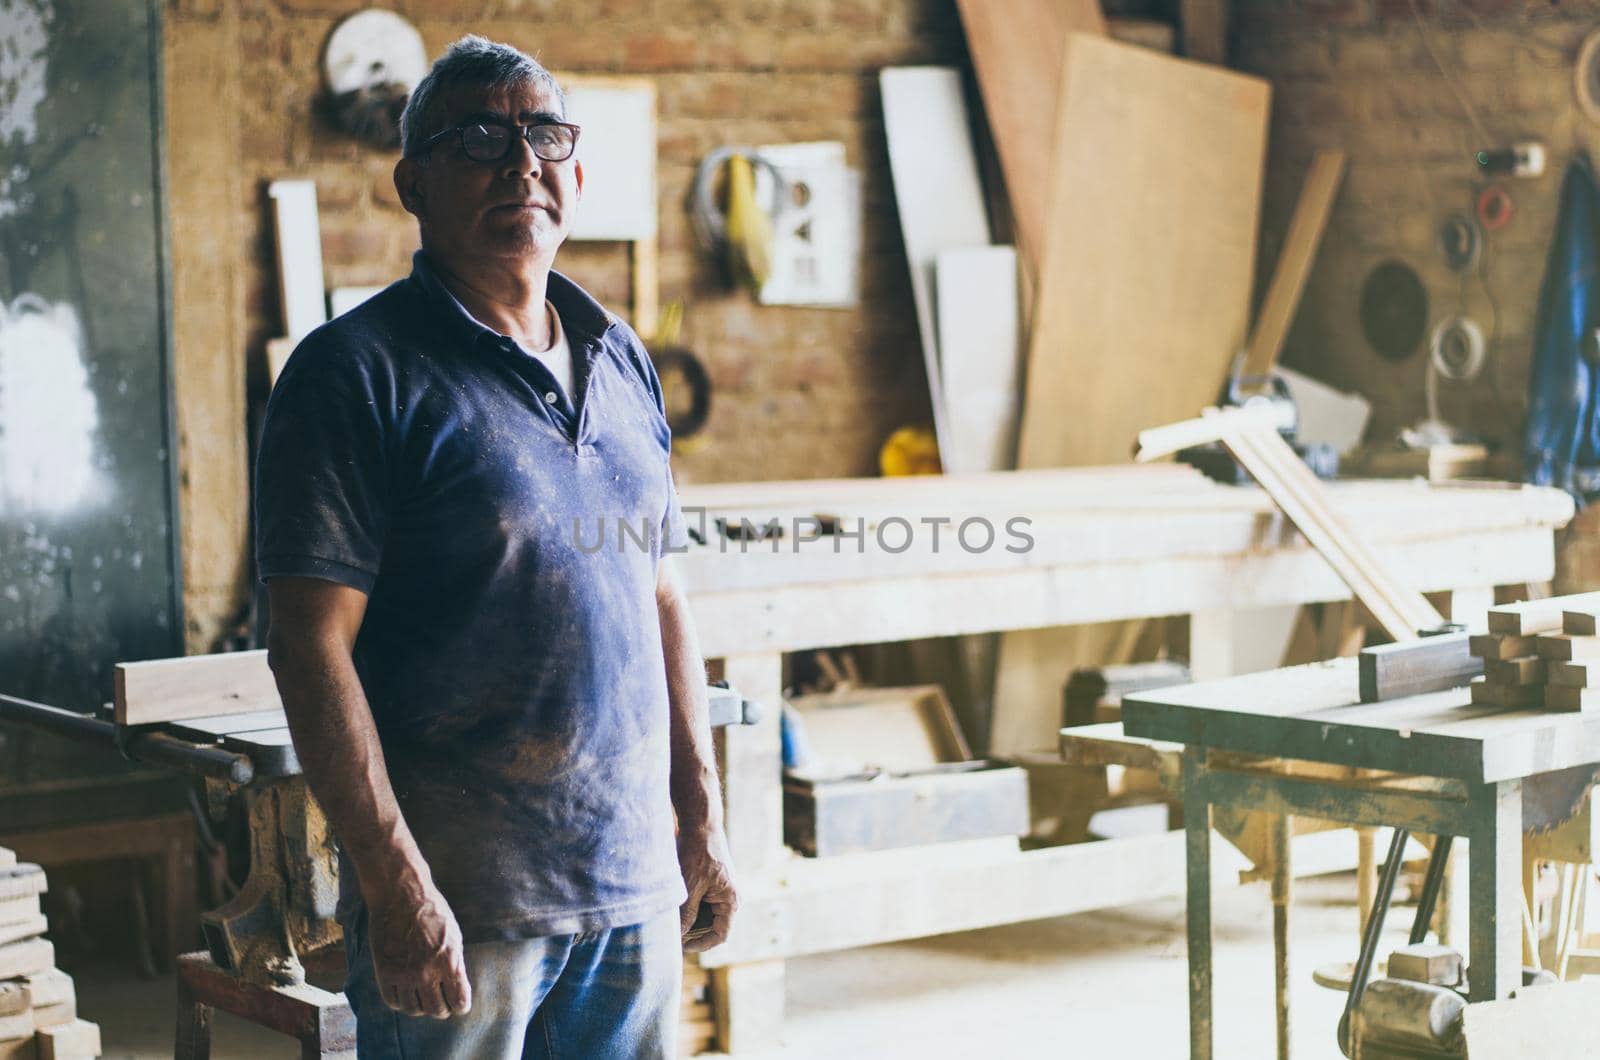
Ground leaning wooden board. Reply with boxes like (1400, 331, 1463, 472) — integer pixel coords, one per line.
(991, 39, 1269, 753)
(954, 0, 1106, 271)
(1018, 37, 1268, 468)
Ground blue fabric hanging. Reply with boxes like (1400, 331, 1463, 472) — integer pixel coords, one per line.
(1525, 153, 1600, 497)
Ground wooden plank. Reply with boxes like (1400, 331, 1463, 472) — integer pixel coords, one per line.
(1358, 633, 1477, 703)
(954, 0, 1106, 270)
(0, 939, 52, 980)
(1537, 634, 1600, 662)
(1472, 634, 1538, 661)
(114, 649, 278, 725)
(35, 1019, 100, 1060)
(1471, 677, 1543, 709)
(1488, 592, 1600, 635)
(1541, 685, 1600, 713)
(934, 246, 1022, 473)
(1483, 656, 1545, 687)
(880, 66, 993, 460)
(1241, 149, 1346, 379)
(1017, 38, 1267, 470)
(1549, 660, 1600, 688)
(690, 527, 1559, 658)
(1565, 608, 1600, 635)
(1123, 658, 1600, 784)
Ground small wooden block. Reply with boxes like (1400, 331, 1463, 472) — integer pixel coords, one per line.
(1483, 655, 1546, 687)
(1469, 633, 1537, 661)
(1388, 942, 1463, 986)
(20, 972, 70, 1010)
(0, 870, 45, 903)
(0, 851, 13, 869)
(0, 985, 27, 1019)
(1537, 633, 1600, 662)
(1565, 609, 1600, 635)
(0, 1011, 31, 1043)
(0, 941, 52, 981)
(0, 898, 41, 929)
(0, 921, 48, 950)
(1488, 592, 1600, 635)
(34, 1020, 97, 1060)
(29, 1002, 73, 1032)
(0, 1035, 35, 1060)
(1470, 678, 1543, 709)
(1548, 659, 1600, 689)
(1543, 684, 1600, 712)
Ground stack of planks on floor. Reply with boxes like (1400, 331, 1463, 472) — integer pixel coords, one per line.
(680, 958, 715, 1056)
(0, 849, 99, 1060)
(1472, 592, 1600, 712)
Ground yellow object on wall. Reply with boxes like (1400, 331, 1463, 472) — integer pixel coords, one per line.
(879, 426, 942, 477)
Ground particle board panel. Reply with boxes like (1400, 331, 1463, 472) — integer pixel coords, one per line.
(1017, 36, 1268, 469)
(880, 66, 994, 463)
(955, 0, 1106, 270)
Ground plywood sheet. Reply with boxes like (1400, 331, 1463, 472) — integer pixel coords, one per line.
(1018, 36, 1267, 468)
(935, 246, 1022, 473)
(880, 67, 994, 460)
(992, 38, 1268, 753)
(955, 0, 1106, 270)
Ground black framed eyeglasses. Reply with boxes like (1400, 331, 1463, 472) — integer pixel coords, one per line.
(413, 120, 581, 164)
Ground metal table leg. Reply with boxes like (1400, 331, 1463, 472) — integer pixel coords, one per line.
(1184, 746, 1213, 1060)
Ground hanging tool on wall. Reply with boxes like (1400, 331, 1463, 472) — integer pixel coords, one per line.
(646, 302, 713, 447)
(690, 147, 784, 295)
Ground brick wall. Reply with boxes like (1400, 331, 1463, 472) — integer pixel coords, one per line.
(233, 0, 962, 485)
(1233, 0, 1600, 452)
(165, 0, 965, 648)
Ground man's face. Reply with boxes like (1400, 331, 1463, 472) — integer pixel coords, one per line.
(396, 78, 583, 270)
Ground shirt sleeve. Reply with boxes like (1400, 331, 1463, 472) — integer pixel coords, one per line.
(254, 337, 392, 592)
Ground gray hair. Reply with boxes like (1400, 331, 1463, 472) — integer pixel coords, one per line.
(399, 36, 565, 158)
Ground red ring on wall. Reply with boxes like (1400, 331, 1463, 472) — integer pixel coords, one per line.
(1476, 184, 1514, 232)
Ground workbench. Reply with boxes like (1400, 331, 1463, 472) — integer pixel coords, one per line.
(1121, 658, 1600, 1059)
(677, 467, 1573, 1051)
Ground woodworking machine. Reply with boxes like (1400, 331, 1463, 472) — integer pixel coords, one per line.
(0, 683, 760, 988)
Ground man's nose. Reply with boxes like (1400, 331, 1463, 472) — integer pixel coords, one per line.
(500, 130, 543, 180)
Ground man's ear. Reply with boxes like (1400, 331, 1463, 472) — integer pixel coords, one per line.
(394, 157, 426, 218)
(574, 159, 584, 199)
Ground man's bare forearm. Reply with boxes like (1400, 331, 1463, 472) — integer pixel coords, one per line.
(266, 611, 432, 902)
(656, 562, 723, 834)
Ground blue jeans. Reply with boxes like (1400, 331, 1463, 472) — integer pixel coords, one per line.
(342, 905, 683, 1059)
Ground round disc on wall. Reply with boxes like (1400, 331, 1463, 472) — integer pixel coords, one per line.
(1360, 260, 1429, 361)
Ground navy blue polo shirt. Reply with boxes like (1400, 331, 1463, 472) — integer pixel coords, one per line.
(255, 251, 689, 940)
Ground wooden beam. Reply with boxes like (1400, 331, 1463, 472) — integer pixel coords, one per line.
(114, 649, 278, 726)
(1359, 634, 1480, 703)
(1241, 149, 1347, 379)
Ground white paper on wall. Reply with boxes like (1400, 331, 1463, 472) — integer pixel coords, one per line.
(563, 80, 657, 241)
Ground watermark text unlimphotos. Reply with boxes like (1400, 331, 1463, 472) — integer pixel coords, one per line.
(572, 509, 1035, 556)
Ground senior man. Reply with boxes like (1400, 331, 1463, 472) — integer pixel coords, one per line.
(254, 36, 735, 1059)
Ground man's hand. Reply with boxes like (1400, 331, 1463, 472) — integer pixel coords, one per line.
(678, 825, 738, 952)
(366, 877, 473, 1019)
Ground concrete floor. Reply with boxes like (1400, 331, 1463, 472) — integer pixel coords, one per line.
(79, 870, 1405, 1059)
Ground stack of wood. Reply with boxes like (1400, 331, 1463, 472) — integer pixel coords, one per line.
(0, 848, 101, 1060)
(679, 958, 715, 1056)
(1471, 592, 1600, 713)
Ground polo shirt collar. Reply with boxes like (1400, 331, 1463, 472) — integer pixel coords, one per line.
(409, 249, 616, 349)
